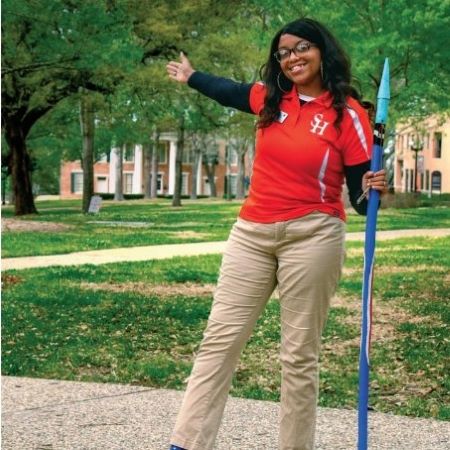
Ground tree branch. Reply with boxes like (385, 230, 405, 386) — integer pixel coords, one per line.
(1, 58, 80, 77)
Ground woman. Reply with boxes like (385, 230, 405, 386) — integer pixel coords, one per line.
(166, 17, 386, 450)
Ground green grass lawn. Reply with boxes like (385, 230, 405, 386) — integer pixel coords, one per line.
(2, 236, 449, 420)
(2, 198, 450, 257)
(1, 199, 241, 257)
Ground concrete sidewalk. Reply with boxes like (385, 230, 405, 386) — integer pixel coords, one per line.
(2, 376, 449, 450)
(3, 228, 450, 271)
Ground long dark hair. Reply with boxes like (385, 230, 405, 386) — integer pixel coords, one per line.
(258, 18, 365, 130)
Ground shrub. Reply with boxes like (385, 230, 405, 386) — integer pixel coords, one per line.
(381, 192, 450, 209)
(381, 193, 420, 209)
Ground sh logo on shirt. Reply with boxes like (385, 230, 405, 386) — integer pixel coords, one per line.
(310, 114, 329, 135)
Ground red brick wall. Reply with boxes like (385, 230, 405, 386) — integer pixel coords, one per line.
(60, 160, 111, 199)
(60, 144, 253, 199)
(60, 161, 82, 199)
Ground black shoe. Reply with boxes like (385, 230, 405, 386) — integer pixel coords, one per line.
(170, 445, 187, 450)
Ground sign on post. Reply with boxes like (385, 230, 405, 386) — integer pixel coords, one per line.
(88, 195, 102, 214)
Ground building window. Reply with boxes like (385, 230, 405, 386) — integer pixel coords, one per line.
(158, 142, 168, 164)
(425, 170, 430, 191)
(124, 173, 133, 194)
(431, 171, 442, 193)
(124, 145, 135, 162)
(71, 172, 83, 194)
(410, 169, 415, 192)
(433, 132, 442, 158)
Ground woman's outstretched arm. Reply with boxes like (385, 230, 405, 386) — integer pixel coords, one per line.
(166, 52, 254, 114)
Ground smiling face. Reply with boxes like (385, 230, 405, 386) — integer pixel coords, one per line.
(277, 33, 323, 97)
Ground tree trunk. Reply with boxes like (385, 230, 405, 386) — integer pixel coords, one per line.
(150, 130, 160, 199)
(114, 145, 124, 201)
(190, 149, 202, 200)
(172, 117, 184, 207)
(80, 91, 95, 213)
(236, 142, 247, 200)
(225, 146, 232, 201)
(1, 169, 7, 205)
(143, 142, 152, 199)
(4, 118, 37, 215)
(204, 162, 217, 197)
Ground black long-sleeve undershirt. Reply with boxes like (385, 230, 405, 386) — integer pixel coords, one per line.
(344, 161, 370, 215)
(188, 71, 253, 113)
(188, 71, 370, 215)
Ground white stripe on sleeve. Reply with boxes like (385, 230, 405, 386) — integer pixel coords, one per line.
(346, 106, 369, 159)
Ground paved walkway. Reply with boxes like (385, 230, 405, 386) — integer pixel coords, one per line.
(2, 376, 449, 450)
(3, 228, 450, 271)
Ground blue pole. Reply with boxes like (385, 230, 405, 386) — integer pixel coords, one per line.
(358, 58, 390, 450)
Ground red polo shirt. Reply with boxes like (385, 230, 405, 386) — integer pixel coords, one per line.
(239, 83, 373, 223)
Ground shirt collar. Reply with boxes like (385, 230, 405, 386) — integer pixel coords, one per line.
(283, 84, 333, 107)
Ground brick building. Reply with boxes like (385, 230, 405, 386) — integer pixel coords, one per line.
(394, 115, 450, 194)
(60, 132, 252, 199)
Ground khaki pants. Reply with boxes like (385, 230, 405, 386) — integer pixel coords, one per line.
(171, 212, 346, 450)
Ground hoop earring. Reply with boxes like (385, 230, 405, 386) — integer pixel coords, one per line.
(277, 72, 290, 93)
(320, 62, 324, 79)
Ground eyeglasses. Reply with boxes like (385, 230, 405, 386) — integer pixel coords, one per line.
(273, 41, 317, 63)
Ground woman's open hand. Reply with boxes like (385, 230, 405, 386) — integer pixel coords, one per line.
(166, 52, 195, 84)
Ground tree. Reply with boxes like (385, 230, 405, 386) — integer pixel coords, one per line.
(202, 136, 220, 198)
(79, 90, 95, 212)
(114, 146, 124, 201)
(298, 0, 450, 120)
(226, 137, 251, 200)
(187, 133, 204, 200)
(142, 142, 152, 199)
(172, 115, 185, 207)
(1, 0, 140, 215)
(11, 99, 79, 197)
(224, 144, 233, 201)
(150, 129, 161, 199)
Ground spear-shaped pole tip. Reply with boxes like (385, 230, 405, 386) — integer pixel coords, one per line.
(375, 58, 390, 124)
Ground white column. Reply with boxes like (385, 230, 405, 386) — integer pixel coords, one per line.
(168, 140, 177, 195)
(133, 144, 143, 194)
(109, 148, 117, 193)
